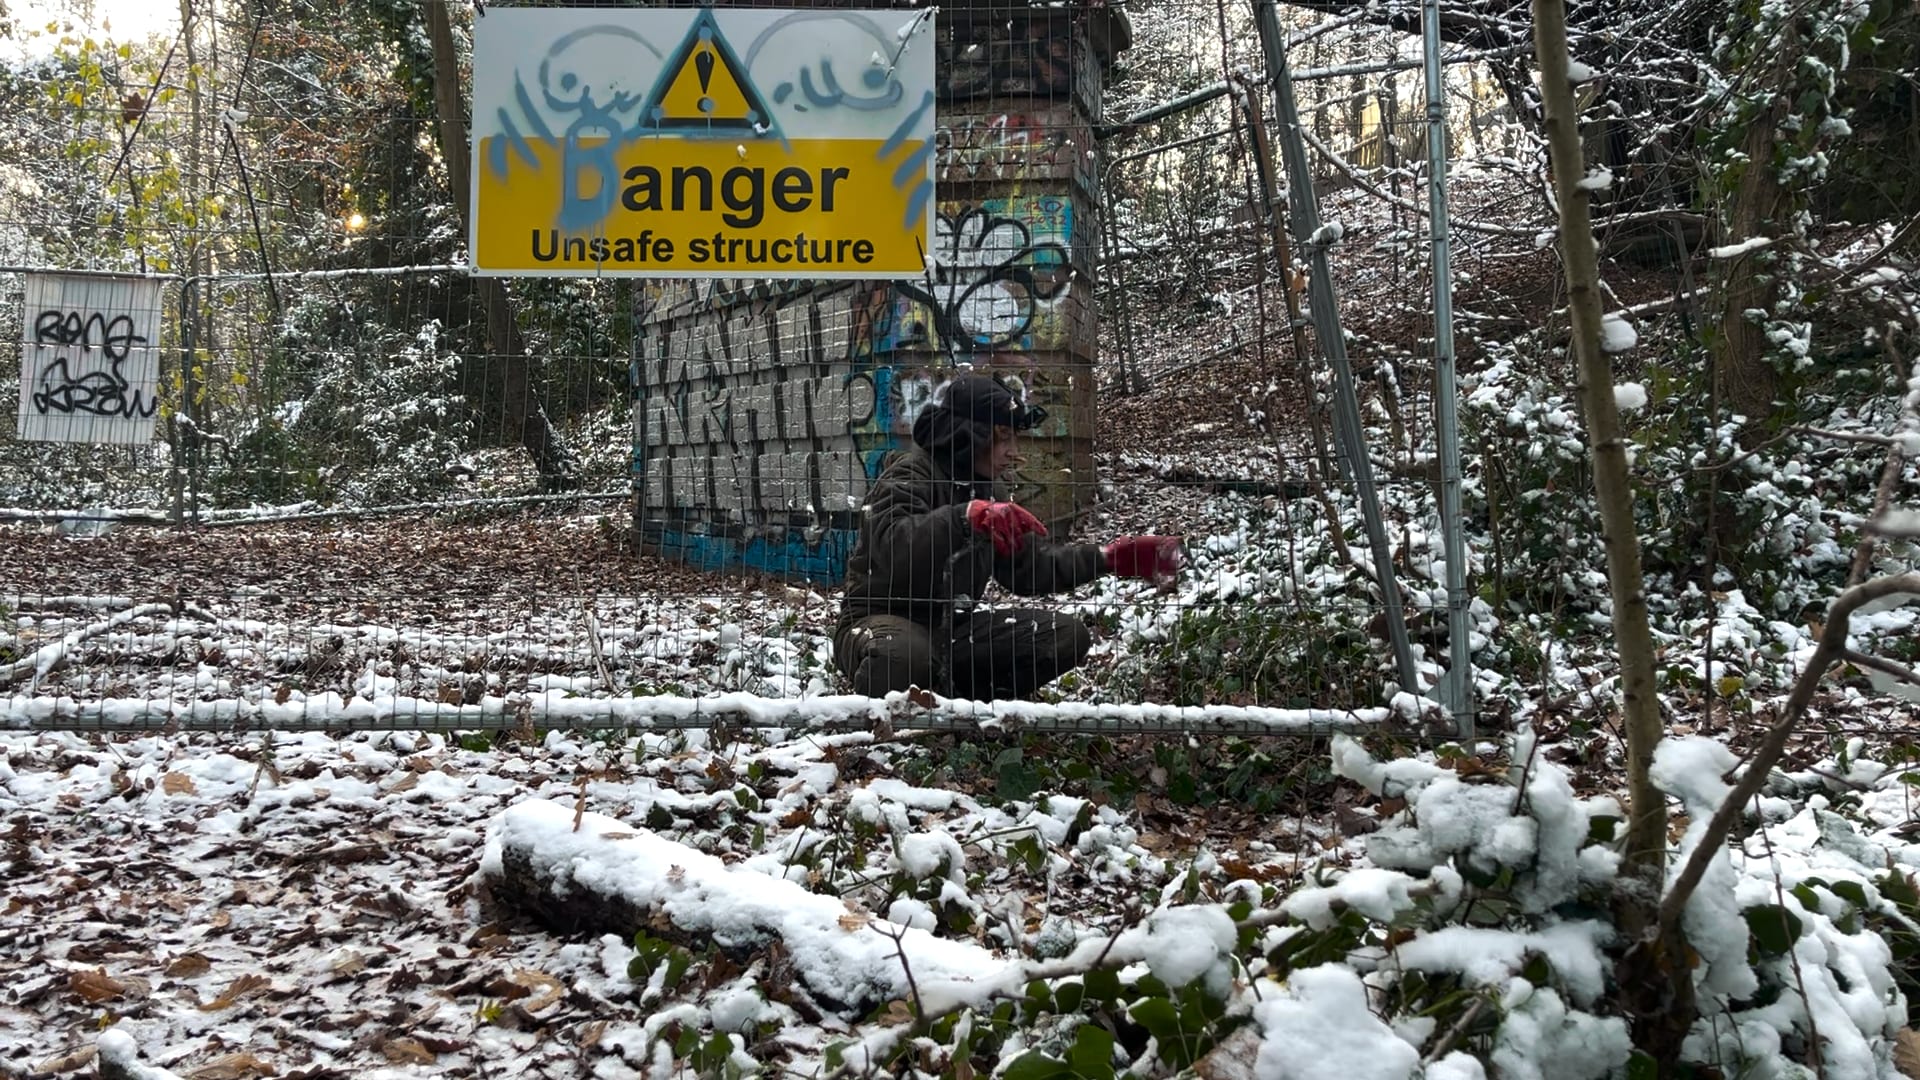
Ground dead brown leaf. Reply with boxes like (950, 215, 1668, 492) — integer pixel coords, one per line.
(165, 952, 213, 977)
(67, 968, 132, 1004)
(837, 913, 871, 931)
(30, 1044, 97, 1075)
(1193, 1025, 1263, 1080)
(505, 969, 564, 1013)
(162, 771, 198, 796)
(207, 909, 232, 930)
(186, 1051, 276, 1080)
(1896, 1028, 1920, 1079)
(379, 1037, 435, 1065)
(197, 972, 271, 1011)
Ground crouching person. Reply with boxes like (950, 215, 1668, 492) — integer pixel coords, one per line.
(833, 373, 1183, 702)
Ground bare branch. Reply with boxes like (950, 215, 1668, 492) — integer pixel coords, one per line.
(1658, 573, 1920, 938)
(1840, 649, 1920, 691)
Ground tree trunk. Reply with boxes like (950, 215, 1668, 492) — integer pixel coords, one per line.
(1531, 0, 1688, 1056)
(1711, 67, 1794, 429)
(424, 0, 576, 488)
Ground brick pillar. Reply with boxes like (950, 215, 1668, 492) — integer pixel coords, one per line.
(631, 6, 1128, 580)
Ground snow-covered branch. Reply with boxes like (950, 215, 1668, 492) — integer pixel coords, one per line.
(0, 603, 183, 691)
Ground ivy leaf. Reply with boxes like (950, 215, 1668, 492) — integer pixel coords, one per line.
(1128, 996, 1181, 1043)
(1083, 968, 1121, 1003)
(1830, 880, 1869, 907)
(1067, 1024, 1116, 1080)
(1744, 904, 1803, 957)
(1001, 1051, 1069, 1080)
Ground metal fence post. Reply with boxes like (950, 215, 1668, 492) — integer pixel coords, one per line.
(1252, 0, 1422, 699)
(1424, 0, 1475, 739)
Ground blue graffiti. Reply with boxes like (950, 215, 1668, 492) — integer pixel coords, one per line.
(652, 527, 857, 583)
(746, 12, 914, 117)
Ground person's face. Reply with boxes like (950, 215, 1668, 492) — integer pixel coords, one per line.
(978, 426, 1018, 478)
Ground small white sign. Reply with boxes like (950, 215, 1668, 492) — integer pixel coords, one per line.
(15, 273, 164, 444)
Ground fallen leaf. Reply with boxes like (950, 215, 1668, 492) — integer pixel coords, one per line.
(166, 952, 213, 977)
(186, 1051, 276, 1080)
(197, 972, 271, 1011)
(162, 771, 198, 796)
(1194, 1025, 1263, 1080)
(31, 1044, 97, 1074)
(1894, 1027, 1920, 1079)
(67, 968, 130, 1004)
(207, 910, 232, 930)
(837, 913, 870, 931)
(379, 1037, 435, 1065)
(505, 969, 565, 1013)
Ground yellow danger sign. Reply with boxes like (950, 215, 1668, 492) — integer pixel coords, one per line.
(469, 7, 937, 280)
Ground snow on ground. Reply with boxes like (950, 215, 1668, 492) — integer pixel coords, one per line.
(0, 722, 1190, 1077)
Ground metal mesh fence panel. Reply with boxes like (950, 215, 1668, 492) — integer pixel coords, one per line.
(0, 0, 1526, 735)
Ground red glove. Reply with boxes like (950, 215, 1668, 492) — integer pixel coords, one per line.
(967, 499, 1048, 557)
(1104, 535, 1184, 582)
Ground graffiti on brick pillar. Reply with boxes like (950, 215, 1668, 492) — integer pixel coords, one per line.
(635, 284, 925, 524)
(886, 198, 1072, 354)
(935, 112, 1088, 183)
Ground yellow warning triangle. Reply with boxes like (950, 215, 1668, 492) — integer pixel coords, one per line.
(644, 14, 775, 133)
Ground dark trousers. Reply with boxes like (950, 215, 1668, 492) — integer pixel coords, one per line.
(833, 609, 1093, 702)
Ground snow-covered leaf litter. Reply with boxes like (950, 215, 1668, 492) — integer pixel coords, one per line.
(9, 698, 1920, 1080)
(0, 720, 1197, 1078)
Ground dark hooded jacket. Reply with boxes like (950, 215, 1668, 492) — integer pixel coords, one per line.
(838, 380, 1106, 630)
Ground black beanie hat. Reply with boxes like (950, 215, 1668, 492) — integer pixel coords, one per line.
(939, 373, 1046, 431)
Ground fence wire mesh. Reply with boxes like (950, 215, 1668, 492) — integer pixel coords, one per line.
(0, 0, 1527, 736)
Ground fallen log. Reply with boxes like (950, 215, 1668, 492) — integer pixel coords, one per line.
(479, 798, 1008, 1016)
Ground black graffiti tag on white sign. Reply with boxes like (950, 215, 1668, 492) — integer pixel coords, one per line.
(15, 273, 165, 444)
(30, 309, 159, 420)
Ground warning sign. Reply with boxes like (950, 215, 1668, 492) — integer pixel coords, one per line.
(469, 7, 936, 280)
(645, 13, 774, 133)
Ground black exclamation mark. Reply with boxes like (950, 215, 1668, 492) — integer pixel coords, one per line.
(695, 50, 716, 115)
